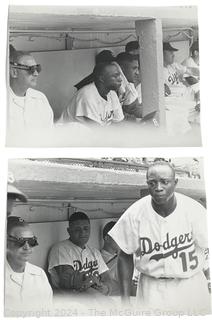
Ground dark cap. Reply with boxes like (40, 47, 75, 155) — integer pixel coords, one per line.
(7, 172, 28, 203)
(103, 221, 116, 239)
(163, 42, 178, 52)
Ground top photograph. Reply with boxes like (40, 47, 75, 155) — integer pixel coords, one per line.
(6, 5, 201, 147)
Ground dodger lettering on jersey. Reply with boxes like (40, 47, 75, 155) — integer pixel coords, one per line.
(100, 110, 114, 124)
(136, 231, 199, 273)
(73, 258, 99, 277)
(167, 71, 180, 85)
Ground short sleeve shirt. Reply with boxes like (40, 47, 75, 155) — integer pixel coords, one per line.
(48, 239, 108, 288)
(109, 193, 208, 279)
(62, 83, 124, 126)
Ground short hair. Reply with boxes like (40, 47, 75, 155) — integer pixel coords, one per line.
(103, 221, 116, 239)
(68, 212, 90, 225)
(116, 52, 139, 67)
(125, 41, 139, 53)
(146, 160, 175, 179)
(93, 61, 116, 83)
(95, 50, 115, 64)
(7, 216, 29, 235)
(9, 46, 32, 64)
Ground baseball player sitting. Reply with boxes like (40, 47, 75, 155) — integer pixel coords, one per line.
(109, 161, 211, 315)
(61, 61, 124, 126)
(163, 42, 200, 135)
(48, 212, 112, 296)
(116, 52, 143, 120)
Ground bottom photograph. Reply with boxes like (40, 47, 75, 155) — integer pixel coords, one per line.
(5, 157, 211, 316)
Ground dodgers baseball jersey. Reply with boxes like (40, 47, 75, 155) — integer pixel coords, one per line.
(48, 239, 108, 288)
(109, 193, 208, 279)
(62, 83, 124, 126)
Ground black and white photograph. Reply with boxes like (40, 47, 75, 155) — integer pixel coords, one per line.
(5, 157, 211, 316)
(7, 5, 201, 147)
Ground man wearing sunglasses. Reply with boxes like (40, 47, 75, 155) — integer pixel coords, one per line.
(5, 216, 53, 315)
(8, 46, 54, 140)
(109, 160, 211, 314)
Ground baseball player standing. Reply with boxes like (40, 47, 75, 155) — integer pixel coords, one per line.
(109, 161, 211, 315)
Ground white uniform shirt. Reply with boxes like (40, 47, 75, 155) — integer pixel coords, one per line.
(114, 62, 139, 106)
(182, 57, 199, 69)
(62, 83, 124, 126)
(48, 239, 109, 288)
(109, 193, 208, 279)
(8, 87, 54, 132)
(5, 260, 53, 312)
(164, 63, 188, 98)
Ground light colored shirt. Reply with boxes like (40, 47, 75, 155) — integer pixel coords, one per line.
(61, 83, 124, 126)
(109, 193, 208, 279)
(164, 63, 188, 98)
(5, 260, 53, 314)
(115, 62, 139, 106)
(100, 249, 120, 295)
(48, 239, 108, 288)
(8, 87, 54, 132)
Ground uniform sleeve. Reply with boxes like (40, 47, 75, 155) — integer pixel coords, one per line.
(75, 90, 101, 124)
(122, 83, 138, 106)
(111, 92, 124, 122)
(95, 249, 109, 274)
(191, 201, 208, 249)
(109, 203, 140, 254)
(48, 243, 73, 272)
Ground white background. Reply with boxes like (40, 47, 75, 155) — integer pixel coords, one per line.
(0, 0, 212, 318)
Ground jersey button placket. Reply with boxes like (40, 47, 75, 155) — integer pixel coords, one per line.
(161, 219, 168, 276)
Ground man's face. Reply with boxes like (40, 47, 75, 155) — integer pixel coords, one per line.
(102, 64, 122, 91)
(7, 226, 34, 265)
(67, 219, 90, 248)
(14, 55, 39, 89)
(122, 60, 139, 83)
(147, 165, 178, 205)
(163, 50, 175, 66)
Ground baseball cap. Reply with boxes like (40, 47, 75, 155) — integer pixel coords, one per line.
(7, 172, 28, 203)
(163, 42, 178, 52)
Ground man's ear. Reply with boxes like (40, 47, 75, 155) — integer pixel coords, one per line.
(10, 67, 18, 78)
(175, 178, 178, 187)
(98, 74, 105, 84)
(67, 227, 70, 235)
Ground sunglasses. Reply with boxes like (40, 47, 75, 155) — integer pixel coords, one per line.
(7, 234, 39, 248)
(10, 62, 42, 74)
